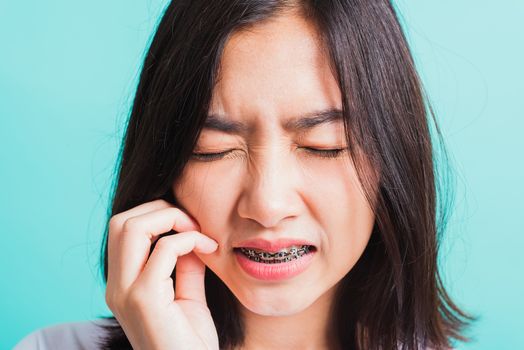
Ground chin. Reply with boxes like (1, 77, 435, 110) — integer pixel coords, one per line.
(226, 277, 322, 316)
(202, 252, 330, 317)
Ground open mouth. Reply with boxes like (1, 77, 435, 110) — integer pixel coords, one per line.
(234, 245, 316, 264)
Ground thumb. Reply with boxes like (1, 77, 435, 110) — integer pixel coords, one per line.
(175, 252, 208, 304)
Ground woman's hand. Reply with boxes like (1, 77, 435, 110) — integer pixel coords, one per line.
(105, 199, 219, 350)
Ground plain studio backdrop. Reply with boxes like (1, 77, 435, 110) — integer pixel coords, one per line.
(0, 1, 522, 349)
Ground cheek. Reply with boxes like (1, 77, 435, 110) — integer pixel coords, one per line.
(303, 156, 371, 222)
(306, 158, 375, 269)
(174, 166, 235, 280)
(173, 163, 241, 242)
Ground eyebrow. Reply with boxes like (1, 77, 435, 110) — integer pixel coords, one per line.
(203, 108, 343, 136)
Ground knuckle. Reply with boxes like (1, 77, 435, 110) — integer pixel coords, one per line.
(121, 217, 143, 234)
(108, 214, 125, 233)
(154, 236, 174, 253)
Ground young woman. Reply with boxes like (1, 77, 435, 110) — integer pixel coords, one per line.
(14, 0, 475, 349)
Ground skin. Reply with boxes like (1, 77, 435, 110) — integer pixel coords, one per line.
(106, 10, 378, 350)
(172, 11, 376, 350)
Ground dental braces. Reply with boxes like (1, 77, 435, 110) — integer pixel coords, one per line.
(239, 245, 311, 263)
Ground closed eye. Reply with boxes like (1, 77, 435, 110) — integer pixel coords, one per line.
(301, 147, 347, 158)
(191, 150, 233, 161)
(191, 147, 347, 161)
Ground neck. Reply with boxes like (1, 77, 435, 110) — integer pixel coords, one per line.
(235, 285, 340, 350)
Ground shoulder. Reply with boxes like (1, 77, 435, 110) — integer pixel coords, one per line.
(13, 318, 115, 350)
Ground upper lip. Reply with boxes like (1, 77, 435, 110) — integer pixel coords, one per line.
(233, 238, 316, 252)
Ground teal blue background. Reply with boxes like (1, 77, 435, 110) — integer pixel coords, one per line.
(1, 1, 522, 348)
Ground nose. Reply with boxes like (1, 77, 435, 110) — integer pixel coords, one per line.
(237, 145, 302, 228)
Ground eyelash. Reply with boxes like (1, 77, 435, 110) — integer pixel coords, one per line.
(191, 147, 347, 162)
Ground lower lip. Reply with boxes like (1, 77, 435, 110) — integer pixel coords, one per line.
(234, 249, 316, 281)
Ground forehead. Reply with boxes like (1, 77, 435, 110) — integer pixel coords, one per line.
(218, 12, 323, 75)
(208, 12, 342, 135)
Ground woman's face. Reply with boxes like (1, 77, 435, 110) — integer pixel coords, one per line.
(172, 13, 376, 316)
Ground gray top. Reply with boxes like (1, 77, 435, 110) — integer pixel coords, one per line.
(13, 319, 451, 349)
(13, 319, 113, 350)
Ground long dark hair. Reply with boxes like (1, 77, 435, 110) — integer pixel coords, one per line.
(96, 0, 476, 349)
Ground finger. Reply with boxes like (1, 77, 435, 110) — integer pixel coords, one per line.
(175, 252, 207, 303)
(139, 231, 217, 285)
(109, 199, 176, 233)
(107, 200, 179, 285)
(109, 207, 203, 291)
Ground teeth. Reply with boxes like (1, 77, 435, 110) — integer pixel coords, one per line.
(239, 245, 312, 264)
(252, 245, 303, 254)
